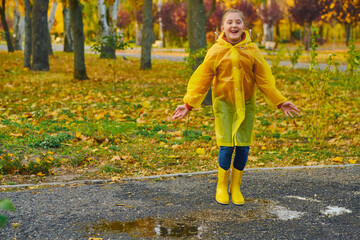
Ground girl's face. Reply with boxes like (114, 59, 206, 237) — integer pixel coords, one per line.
(221, 12, 245, 44)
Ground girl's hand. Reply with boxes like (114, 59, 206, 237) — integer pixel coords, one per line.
(172, 104, 189, 120)
(280, 101, 300, 118)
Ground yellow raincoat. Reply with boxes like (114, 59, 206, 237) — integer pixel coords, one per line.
(183, 31, 287, 146)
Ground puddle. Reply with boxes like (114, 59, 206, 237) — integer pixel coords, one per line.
(286, 195, 321, 202)
(321, 206, 352, 217)
(85, 217, 204, 238)
(84, 198, 304, 238)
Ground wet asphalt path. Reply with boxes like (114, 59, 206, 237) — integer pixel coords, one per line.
(0, 166, 359, 239)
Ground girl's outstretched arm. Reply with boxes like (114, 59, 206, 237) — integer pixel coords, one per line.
(172, 104, 190, 120)
(279, 101, 300, 118)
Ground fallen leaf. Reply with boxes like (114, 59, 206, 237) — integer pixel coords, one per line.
(348, 159, 357, 164)
(332, 157, 343, 163)
(196, 148, 205, 155)
(76, 132, 82, 138)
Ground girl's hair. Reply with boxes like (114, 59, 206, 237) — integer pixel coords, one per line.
(221, 9, 246, 26)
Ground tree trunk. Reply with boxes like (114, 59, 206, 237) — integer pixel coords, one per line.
(345, 23, 351, 46)
(48, 1, 57, 31)
(69, 0, 88, 80)
(32, 0, 49, 71)
(303, 22, 311, 51)
(63, 7, 73, 52)
(24, 0, 32, 68)
(13, 0, 25, 50)
(186, 0, 212, 105)
(158, 0, 164, 48)
(140, 0, 153, 70)
(0, 0, 14, 52)
(46, 0, 57, 55)
(47, 31, 54, 55)
(97, 0, 119, 59)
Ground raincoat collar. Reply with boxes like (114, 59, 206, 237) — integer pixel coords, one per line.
(217, 30, 251, 48)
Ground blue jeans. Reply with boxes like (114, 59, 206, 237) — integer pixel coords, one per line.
(218, 146, 250, 171)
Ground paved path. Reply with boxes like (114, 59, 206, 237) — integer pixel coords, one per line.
(0, 44, 350, 71)
(0, 165, 359, 239)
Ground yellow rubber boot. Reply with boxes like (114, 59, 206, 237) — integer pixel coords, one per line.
(229, 168, 245, 205)
(216, 167, 230, 204)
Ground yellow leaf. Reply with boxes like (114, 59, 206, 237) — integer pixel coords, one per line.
(141, 101, 151, 109)
(88, 238, 103, 240)
(37, 172, 45, 177)
(12, 222, 20, 228)
(332, 157, 343, 163)
(196, 148, 205, 155)
(348, 159, 357, 164)
(36, 157, 41, 163)
(76, 132, 82, 138)
(10, 133, 23, 137)
(168, 155, 180, 159)
(261, 146, 267, 150)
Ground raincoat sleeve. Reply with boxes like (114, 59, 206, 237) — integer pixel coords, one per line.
(252, 45, 287, 107)
(183, 48, 217, 108)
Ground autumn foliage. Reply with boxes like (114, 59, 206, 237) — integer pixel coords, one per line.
(0, 50, 358, 184)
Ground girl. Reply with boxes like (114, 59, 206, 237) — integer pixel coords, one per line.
(172, 9, 300, 205)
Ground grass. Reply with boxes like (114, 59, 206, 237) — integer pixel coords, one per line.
(0, 51, 359, 185)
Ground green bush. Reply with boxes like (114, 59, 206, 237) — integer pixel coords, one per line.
(0, 199, 15, 227)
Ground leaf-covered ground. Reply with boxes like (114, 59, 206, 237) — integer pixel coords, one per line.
(0, 51, 358, 185)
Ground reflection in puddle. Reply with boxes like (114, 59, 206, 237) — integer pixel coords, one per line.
(86, 217, 204, 238)
(85, 198, 304, 238)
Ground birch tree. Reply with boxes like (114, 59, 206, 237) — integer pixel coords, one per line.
(62, 2, 73, 52)
(13, 0, 25, 50)
(97, 0, 120, 59)
(47, 0, 58, 55)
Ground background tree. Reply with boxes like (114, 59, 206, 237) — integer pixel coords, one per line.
(259, 1, 282, 42)
(62, 0, 73, 52)
(0, 0, 14, 52)
(117, 5, 131, 33)
(205, 0, 225, 34)
(97, 0, 120, 59)
(289, 0, 325, 50)
(47, 0, 58, 56)
(13, 0, 25, 50)
(140, 0, 153, 70)
(171, 2, 187, 42)
(159, 1, 177, 47)
(69, 0, 88, 80)
(232, 0, 259, 31)
(321, 0, 360, 46)
(24, 0, 32, 68)
(32, 0, 49, 71)
(186, 0, 216, 105)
